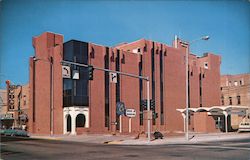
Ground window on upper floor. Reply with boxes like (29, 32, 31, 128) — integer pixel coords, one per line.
(132, 48, 141, 54)
(138, 48, 141, 53)
(234, 81, 238, 86)
(204, 62, 208, 69)
(237, 96, 241, 105)
(221, 96, 224, 105)
(229, 97, 232, 105)
(239, 80, 244, 85)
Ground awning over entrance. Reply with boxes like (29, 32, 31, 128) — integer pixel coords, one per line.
(177, 106, 250, 133)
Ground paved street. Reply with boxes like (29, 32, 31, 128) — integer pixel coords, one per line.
(1, 136, 250, 160)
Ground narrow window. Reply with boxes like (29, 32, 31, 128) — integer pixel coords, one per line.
(104, 47, 110, 129)
(237, 96, 241, 105)
(160, 46, 164, 125)
(137, 48, 141, 53)
(229, 97, 232, 105)
(151, 42, 156, 125)
(199, 73, 202, 107)
(234, 81, 238, 86)
(116, 50, 120, 130)
(221, 96, 224, 105)
(204, 62, 208, 69)
(139, 55, 143, 126)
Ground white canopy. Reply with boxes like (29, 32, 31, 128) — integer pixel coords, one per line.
(176, 105, 250, 133)
(177, 105, 249, 115)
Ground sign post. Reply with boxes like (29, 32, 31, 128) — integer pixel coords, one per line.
(116, 102, 125, 133)
(119, 115, 122, 133)
(129, 118, 132, 133)
(125, 109, 136, 133)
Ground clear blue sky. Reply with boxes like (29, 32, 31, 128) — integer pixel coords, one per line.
(0, 0, 249, 88)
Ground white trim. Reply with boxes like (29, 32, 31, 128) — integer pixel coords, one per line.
(63, 107, 89, 135)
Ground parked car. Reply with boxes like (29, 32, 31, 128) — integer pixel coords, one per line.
(0, 128, 6, 135)
(3, 128, 29, 137)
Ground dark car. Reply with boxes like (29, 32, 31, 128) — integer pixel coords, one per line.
(153, 131, 164, 139)
(3, 128, 29, 137)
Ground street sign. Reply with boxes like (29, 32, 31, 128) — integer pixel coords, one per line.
(116, 102, 125, 116)
(62, 66, 71, 78)
(110, 72, 117, 83)
(72, 70, 79, 79)
(126, 109, 136, 118)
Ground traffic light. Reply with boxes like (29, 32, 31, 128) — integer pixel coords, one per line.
(88, 65, 94, 80)
(150, 100, 155, 110)
(153, 112, 158, 119)
(141, 99, 155, 110)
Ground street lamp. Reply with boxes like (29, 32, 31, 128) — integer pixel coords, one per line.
(33, 56, 54, 136)
(180, 35, 210, 141)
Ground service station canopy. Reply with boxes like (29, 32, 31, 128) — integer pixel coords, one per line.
(177, 105, 250, 133)
(177, 106, 250, 116)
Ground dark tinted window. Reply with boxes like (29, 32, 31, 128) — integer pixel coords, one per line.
(63, 40, 89, 107)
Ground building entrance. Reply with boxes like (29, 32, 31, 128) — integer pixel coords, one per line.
(66, 114, 72, 132)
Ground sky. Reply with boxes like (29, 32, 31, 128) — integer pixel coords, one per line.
(0, 0, 249, 88)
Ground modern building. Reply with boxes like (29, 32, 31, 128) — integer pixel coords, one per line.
(29, 32, 222, 135)
(0, 81, 29, 129)
(221, 74, 250, 130)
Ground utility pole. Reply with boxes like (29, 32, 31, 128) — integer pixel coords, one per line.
(180, 35, 210, 141)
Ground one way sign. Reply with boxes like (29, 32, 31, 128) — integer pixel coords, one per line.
(110, 72, 117, 83)
(62, 66, 71, 78)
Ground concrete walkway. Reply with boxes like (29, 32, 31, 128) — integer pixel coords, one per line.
(30, 132, 250, 145)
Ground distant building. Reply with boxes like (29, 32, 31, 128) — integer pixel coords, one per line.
(29, 32, 222, 135)
(0, 89, 8, 125)
(0, 81, 29, 129)
(221, 74, 250, 129)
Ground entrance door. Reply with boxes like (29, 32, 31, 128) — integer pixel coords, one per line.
(66, 115, 72, 132)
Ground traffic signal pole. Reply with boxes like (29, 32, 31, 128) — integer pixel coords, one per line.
(61, 60, 152, 143)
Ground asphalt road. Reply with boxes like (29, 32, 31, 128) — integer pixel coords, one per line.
(1, 136, 250, 160)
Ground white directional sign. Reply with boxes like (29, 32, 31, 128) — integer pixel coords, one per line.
(110, 72, 117, 83)
(72, 70, 79, 79)
(126, 109, 136, 118)
(62, 66, 71, 78)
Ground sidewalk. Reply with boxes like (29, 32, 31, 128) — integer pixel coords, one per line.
(30, 132, 250, 145)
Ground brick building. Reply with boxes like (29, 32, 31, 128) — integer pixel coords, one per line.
(221, 74, 250, 129)
(29, 32, 221, 135)
(0, 81, 29, 129)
